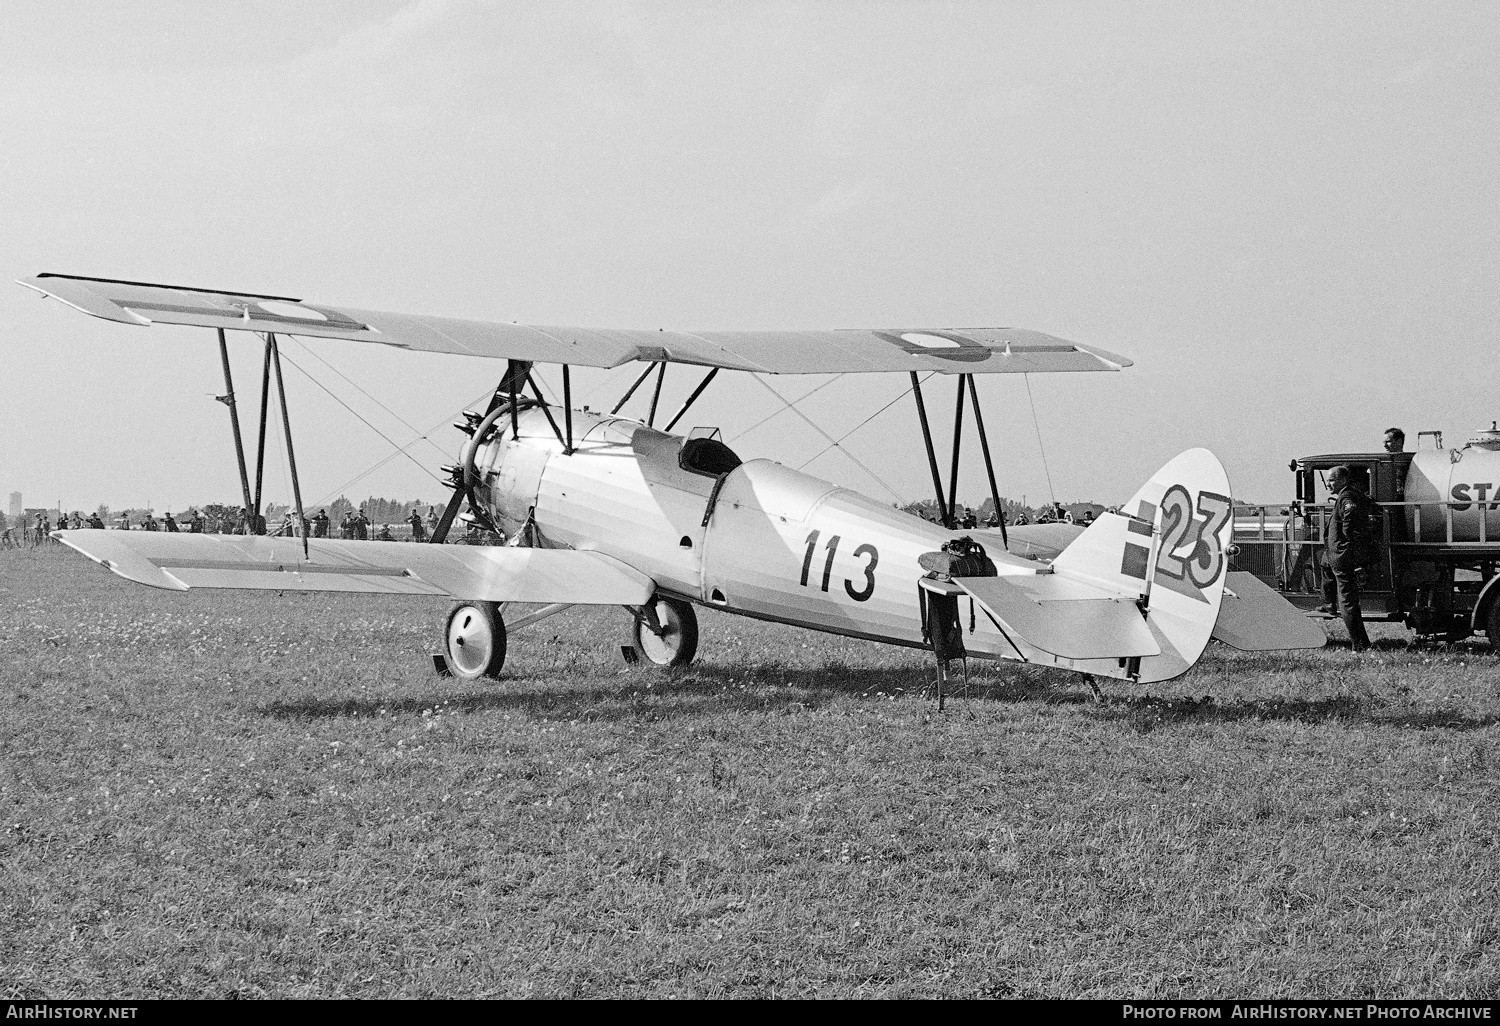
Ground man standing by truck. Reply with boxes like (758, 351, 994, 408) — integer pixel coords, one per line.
(1385, 427, 1407, 502)
(1322, 465, 1374, 651)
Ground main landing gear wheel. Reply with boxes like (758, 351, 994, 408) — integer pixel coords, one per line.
(443, 601, 507, 680)
(631, 596, 699, 667)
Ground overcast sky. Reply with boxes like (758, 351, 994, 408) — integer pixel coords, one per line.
(3, 1, 1497, 516)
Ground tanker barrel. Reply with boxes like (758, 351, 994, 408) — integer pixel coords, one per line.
(1404, 446, 1500, 543)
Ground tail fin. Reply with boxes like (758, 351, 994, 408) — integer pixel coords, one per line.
(1050, 448, 1234, 682)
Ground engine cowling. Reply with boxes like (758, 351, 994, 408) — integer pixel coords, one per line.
(469, 408, 559, 539)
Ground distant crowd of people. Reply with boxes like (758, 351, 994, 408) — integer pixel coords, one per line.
(1, 511, 64, 548)
(268, 505, 440, 541)
(914, 505, 1002, 529)
(912, 502, 1103, 529)
(1, 504, 468, 547)
(0, 510, 98, 548)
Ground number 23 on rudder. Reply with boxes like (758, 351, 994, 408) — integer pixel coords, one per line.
(1155, 486, 1232, 590)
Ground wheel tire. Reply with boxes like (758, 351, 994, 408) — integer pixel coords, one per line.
(631, 596, 699, 667)
(443, 601, 507, 680)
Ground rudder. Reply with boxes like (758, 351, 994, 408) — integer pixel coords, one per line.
(1050, 448, 1234, 682)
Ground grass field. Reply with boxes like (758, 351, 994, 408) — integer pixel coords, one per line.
(2, 543, 1499, 998)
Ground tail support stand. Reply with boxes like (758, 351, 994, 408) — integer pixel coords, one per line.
(919, 578, 969, 712)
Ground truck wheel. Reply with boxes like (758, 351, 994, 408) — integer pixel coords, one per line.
(443, 601, 507, 679)
(631, 597, 699, 667)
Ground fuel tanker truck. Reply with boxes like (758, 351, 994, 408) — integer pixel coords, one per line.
(1231, 424, 1500, 644)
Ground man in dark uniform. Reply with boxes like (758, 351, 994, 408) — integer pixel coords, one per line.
(164, 511, 179, 532)
(353, 508, 370, 541)
(313, 509, 330, 538)
(407, 508, 427, 542)
(1321, 465, 1374, 651)
(1384, 427, 1408, 500)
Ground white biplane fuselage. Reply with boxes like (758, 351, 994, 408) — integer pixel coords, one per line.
(474, 405, 1236, 683)
(485, 407, 955, 648)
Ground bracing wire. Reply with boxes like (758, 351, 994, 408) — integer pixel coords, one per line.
(308, 386, 494, 508)
(272, 347, 448, 489)
(285, 336, 449, 460)
(795, 373, 935, 472)
(1024, 374, 1057, 507)
(571, 364, 636, 412)
(747, 374, 905, 504)
(726, 375, 844, 443)
(530, 369, 563, 407)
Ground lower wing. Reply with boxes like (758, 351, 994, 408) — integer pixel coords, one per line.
(52, 531, 654, 605)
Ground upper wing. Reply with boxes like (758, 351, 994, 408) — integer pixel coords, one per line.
(18, 273, 1131, 376)
(53, 530, 655, 605)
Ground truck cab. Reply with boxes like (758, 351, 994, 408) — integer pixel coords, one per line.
(1282, 452, 1412, 616)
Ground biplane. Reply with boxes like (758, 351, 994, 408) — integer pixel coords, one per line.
(18, 273, 1322, 699)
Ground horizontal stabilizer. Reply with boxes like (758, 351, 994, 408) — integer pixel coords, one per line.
(954, 574, 1160, 660)
(975, 522, 1084, 561)
(1213, 572, 1328, 651)
(52, 531, 654, 604)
